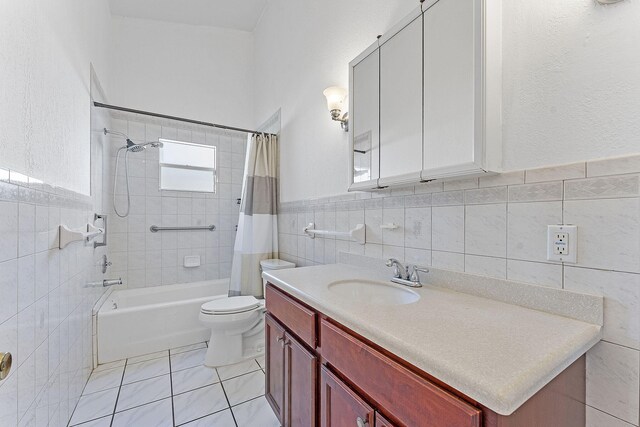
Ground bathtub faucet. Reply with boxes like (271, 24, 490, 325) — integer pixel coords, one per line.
(86, 278, 123, 288)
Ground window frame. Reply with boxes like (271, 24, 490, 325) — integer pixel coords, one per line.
(158, 138, 217, 193)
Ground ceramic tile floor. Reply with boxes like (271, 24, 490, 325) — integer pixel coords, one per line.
(68, 343, 280, 427)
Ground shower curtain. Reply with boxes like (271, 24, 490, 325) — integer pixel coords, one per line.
(229, 133, 279, 298)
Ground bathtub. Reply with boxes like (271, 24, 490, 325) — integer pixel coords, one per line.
(97, 279, 229, 364)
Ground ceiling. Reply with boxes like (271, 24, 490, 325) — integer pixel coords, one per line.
(108, 0, 269, 32)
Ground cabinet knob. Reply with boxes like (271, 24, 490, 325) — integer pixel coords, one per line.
(356, 416, 368, 427)
(277, 336, 285, 347)
(0, 352, 12, 381)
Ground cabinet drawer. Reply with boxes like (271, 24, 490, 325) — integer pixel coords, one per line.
(320, 319, 481, 427)
(265, 284, 317, 348)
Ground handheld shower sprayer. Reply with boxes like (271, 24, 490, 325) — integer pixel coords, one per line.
(104, 128, 163, 217)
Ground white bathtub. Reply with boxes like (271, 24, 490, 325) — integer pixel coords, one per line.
(97, 279, 229, 364)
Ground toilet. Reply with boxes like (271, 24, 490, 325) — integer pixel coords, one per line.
(199, 259, 296, 367)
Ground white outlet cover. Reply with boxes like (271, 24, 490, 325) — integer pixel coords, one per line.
(547, 225, 578, 263)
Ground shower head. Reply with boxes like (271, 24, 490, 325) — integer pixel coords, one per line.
(126, 140, 146, 152)
(124, 140, 163, 152)
(105, 128, 163, 153)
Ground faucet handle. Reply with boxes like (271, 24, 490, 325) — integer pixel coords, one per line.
(409, 265, 430, 284)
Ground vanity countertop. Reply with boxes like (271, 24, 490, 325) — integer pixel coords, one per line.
(263, 263, 602, 416)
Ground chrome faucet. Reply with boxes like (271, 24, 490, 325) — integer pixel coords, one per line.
(385, 258, 409, 280)
(386, 259, 429, 288)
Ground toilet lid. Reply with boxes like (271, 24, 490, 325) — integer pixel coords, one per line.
(201, 296, 261, 314)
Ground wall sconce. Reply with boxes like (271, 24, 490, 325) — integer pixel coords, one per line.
(323, 86, 349, 132)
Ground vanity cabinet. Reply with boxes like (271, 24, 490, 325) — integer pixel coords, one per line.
(320, 318, 481, 427)
(265, 314, 318, 427)
(348, 0, 502, 191)
(320, 366, 375, 427)
(265, 314, 286, 421)
(376, 413, 396, 427)
(265, 283, 586, 427)
(285, 330, 318, 426)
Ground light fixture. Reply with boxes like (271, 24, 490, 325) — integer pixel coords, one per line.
(323, 86, 349, 132)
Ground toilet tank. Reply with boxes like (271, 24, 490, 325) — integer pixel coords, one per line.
(260, 259, 296, 294)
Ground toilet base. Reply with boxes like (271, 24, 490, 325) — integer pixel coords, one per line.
(203, 318, 265, 367)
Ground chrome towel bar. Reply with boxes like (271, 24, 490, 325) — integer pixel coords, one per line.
(150, 225, 216, 232)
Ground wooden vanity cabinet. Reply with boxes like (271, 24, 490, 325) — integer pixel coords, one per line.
(375, 413, 397, 427)
(265, 314, 286, 422)
(285, 330, 318, 426)
(320, 318, 481, 427)
(320, 366, 375, 427)
(265, 313, 318, 427)
(265, 283, 586, 427)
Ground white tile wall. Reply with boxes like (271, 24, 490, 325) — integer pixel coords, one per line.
(278, 155, 640, 425)
(0, 172, 109, 427)
(104, 116, 246, 289)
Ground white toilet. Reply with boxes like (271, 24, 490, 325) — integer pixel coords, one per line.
(199, 259, 296, 367)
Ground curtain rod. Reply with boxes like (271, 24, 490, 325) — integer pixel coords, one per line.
(93, 102, 276, 137)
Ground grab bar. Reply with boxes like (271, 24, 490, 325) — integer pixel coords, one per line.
(86, 278, 123, 288)
(303, 222, 366, 245)
(150, 225, 216, 233)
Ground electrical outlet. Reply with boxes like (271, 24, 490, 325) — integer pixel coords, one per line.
(547, 225, 577, 263)
(553, 233, 569, 255)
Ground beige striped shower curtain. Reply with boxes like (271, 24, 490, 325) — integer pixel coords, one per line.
(229, 133, 279, 297)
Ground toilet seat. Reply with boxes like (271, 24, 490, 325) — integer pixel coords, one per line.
(201, 296, 261, 315)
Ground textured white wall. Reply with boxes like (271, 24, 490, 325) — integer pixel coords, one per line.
(0, 0, 112, 195)
(254, 0, 640, 202)
(253, 0, 417, 202)
(502, 0, 640, 171)
(109, 16, 255, 130)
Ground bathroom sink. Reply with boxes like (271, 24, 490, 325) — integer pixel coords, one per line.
(327, 280, 420, 305)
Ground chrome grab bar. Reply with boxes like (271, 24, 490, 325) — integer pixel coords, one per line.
(149, 225, 216, 233)
(87, 278, 123, 288)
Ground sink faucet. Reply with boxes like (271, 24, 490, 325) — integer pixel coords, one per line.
(385, 258, 409, 280)
(386, 259, 429, 288)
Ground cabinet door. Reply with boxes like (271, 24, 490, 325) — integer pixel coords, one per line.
(265, 314, 286, 423)
(285, 333, 318, 427)
(376, 413, 397, 427)
(350, 46, 380, 190)
(320, 366, 374, 427)
(423, 0, 479, 177)
(379, 13, 423, 186)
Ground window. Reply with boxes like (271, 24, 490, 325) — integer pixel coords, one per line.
(159, 139, 216, 193)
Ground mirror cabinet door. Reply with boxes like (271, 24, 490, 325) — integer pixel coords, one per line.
(379, 14, 423, 185)
(423, 0, 477, 175)
(351, 48, 380, 187)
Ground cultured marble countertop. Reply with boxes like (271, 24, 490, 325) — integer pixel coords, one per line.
(263, 263, 602, 416)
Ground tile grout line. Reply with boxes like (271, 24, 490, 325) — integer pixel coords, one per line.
(586, 403, 638, 426)
(109, 358, 128, 427)
(173, 407, 232, 427)
(168, 349, 176, 427)
(217, 368, 239, 427)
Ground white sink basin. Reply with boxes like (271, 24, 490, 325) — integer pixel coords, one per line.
(327, 280, 420, 305)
